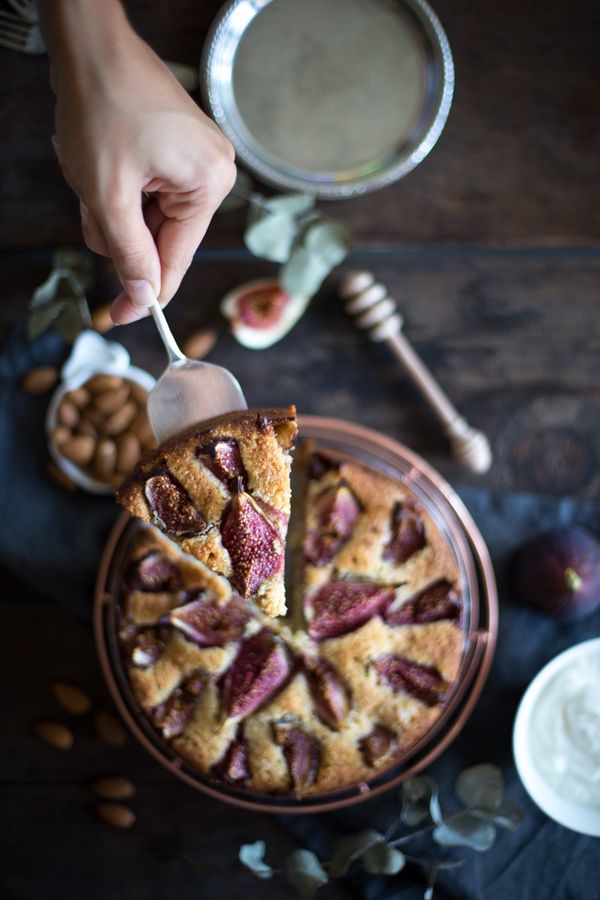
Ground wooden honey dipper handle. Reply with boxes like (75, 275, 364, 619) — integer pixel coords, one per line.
(340, 271, 492, 474)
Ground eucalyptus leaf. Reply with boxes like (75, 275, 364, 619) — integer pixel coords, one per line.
(245, 211, 299, 263)
(400, 776, 434, 826)
(492, 797, 525, 830)
(239, 841, 273, 879)
(329, 829, 384, 877)
(304, 220, 349, 268)
(280, 246, 330, 298)
(54, 300, 87, 343)
(433, 811, 496, 851)
(262, 193, 315, 217)
(362, 842, 406, 876)
(54, 249, 93, 290)
(27, 301, 64, 339)
(284, 849, 328, 897)
(426, 777, 444, 827)
(456, 765, 504, 812)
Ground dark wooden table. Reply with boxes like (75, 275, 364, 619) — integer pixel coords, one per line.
(1, 2, 599, 898)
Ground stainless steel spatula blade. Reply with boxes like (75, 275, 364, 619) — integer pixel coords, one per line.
(146, 297, 247, 444)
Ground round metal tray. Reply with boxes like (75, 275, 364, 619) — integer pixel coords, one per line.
(95, 416, 497, 813)
(201, 0, 454, 198)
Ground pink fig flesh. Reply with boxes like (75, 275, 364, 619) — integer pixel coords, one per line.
(166, 594, 248, 646)
(384, 579, 461, 626)
(359, 725, 398, 766)
(304, 482, 360, 565)
(220, 489, 284, 597)
(132, 551, 181, 592)
(153, 672, 206, 739)
(307, 581, 393, 641)
(374, 655, 448, 707)
(221, 631, 290, 719)
(144, 472, 206, 536)
(212, 735, 251, 784)
(304, 659, 350, 729)
(196, 438, 246, 490)
(237, 284, 287, 330)
(272, 723, 320, 795)
(383, 502, 426, 565)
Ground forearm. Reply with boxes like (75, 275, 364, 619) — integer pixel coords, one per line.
(39, 0, 133, 81)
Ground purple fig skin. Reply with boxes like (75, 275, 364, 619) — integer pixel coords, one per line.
(131, 551, 181, 592)
(272, 723, 320, 795)
(152, 673, 206, 739)
(211, 735, 251, 784)
(359, 724, 398, 766)
(374, 655, 448, 707)
(166, 594, 248, 646)
(129, 627, 169, 668)
(304, 482, 361, 566)
(221, 631, 291, 719)
(384, 579, 462, 626)
(304, 659, 350, 729)
(383, 502, 426, 565)
(307, 581, 393, 641)
(512, 526, 600, 620)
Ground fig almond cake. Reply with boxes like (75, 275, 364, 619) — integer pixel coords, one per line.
(116, 412, 465, 798)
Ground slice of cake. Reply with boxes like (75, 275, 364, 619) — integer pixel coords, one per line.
(116, 407, 297, 617)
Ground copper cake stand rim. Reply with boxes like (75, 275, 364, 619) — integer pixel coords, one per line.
(94, 415, 498, 815)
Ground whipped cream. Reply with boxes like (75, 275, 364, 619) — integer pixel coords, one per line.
(530, 656, 600, 808)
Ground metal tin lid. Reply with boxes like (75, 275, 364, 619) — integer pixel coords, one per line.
(201, 0, 453, 198)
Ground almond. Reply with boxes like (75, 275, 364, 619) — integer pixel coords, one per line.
(22, 366, 59, 395)
(93, 438, 117, 481)
(57, 398, 80, 428)
(77, 417, 98, 439)
(94, 710, 127, 746)
(66, 387, 90, 408)
(183, 328, 217, 360)
(92, 385, 130, 415)
(60, 434, 96, 467)
(91, 303, 115, 334)
(104, 401, 137, 436)
(51, 425, 71, 447)
(52, 681, 92, 716)
(96, 803, 135, 830)
(128, 381, 149, 406)
(130, 410, 155, 446)
(116, 433, 141, 476)
(35, 721, 74, 750)
(46, 461, 78, 492)
(85, 374, 124, 394)
(91, 776, 136, 801)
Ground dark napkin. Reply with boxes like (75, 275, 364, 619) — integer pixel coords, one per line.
(2, 325, 600, 898)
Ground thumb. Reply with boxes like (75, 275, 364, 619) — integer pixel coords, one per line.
(94, 195, 162, 325)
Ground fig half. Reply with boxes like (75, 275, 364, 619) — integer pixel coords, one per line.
(511, 525, 600, 620)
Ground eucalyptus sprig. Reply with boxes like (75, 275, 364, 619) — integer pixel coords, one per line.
(28, 248, 93, 343)
(239, 764, 524, 899)
(221, 170, 350, 299)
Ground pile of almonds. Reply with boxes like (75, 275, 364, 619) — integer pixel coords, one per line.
(35, 680, 137, 830)
(52, 374, 156, 487)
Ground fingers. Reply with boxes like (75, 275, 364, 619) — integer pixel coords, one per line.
(91, 192, 162, 325)
(155, 210, 212, 304)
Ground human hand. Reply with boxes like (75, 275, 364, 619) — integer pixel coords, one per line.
(42, 2, 236, 324)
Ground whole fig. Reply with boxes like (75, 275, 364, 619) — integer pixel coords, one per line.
(511, 526, 600, 619)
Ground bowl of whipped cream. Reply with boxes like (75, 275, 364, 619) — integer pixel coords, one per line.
(513, 638, 600, 835)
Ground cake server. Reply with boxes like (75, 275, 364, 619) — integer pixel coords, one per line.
(146, 296, 247, 443)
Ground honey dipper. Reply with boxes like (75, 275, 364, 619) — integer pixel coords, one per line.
(339, 271, 492, 473)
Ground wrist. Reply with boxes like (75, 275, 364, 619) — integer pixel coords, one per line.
(40, 0, 135, 82)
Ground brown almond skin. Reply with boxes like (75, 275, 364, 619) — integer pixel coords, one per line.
(66, 387, 90, 408)
(46, 461, 78, 492)
(91, 776, 136, 801)
(85, 374, 124, 394)
(116, 433, 141, 475)
(52, 425, 71, 447)
(57, 399, 80, 429)
(35, 721, 74, 750)
(130, 410, 155, 446)
(96, 803, 135, 830)
(22, 366, 59, 395)
(52, 681, 92, 716)
(104, 401, 137, 436)
(91, 303, 115, 333)
(94, 710, 127, 746)
(183, 328, 217, 360)
(60, 434, 96, 466)
(92, 385, 131, 415)
(93, 438, 117, 481)
(128, 382, 149, 406)
(77, 417, 98, 439)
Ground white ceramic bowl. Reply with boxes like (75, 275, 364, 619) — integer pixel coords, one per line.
(513, 638, 600, 836)
(46, 331, 156, 494)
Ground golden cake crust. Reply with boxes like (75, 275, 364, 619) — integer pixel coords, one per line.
(116, 444, 466, 798)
